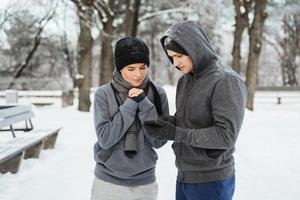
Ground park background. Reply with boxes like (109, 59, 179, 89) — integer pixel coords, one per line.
(0, 0, 300, 199)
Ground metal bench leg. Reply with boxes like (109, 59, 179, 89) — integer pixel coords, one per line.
(10, 125, 16, 138)
(25, 120, 29, 129)
(25, 119, 34, 132)
(0, 152, 23, 174)
(29, 119, 33, 129)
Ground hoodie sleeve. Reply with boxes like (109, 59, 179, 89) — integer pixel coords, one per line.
(174, 75, 247, 149)
(93, 87, 138, 150)
(138, 86, 169, 148)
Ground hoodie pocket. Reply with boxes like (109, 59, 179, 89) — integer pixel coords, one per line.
(181, 145, 221, 163)
(205, 149, 225, 159)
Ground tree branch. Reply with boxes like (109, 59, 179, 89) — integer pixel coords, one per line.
(13, 4, 58, 78)
(139, 8, 195, 22)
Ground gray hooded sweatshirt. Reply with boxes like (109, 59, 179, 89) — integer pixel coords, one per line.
(93, 73, 169, 186)
(160, 21, 247, 183)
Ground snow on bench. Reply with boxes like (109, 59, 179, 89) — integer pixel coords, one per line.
(0, 127, 61, 174)
(0, 105, 34, 137)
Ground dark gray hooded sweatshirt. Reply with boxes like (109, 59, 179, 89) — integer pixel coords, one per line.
(161, 21, 247, 183)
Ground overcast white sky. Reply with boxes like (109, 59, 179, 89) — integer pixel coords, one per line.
(0, 0, 9, 8)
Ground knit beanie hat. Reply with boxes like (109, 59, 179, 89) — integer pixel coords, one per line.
(163, 37, 188, 56)
(114, 37, 150, 72)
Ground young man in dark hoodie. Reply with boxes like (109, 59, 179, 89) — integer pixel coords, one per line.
(143, 21, 247, 200)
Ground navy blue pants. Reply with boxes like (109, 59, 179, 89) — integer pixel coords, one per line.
(176, 175, 235, 200)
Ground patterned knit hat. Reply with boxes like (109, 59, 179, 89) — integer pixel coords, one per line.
(114, 37, 150, 72)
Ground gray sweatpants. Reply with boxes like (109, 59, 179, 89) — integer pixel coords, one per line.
(91, 177, 158, 200)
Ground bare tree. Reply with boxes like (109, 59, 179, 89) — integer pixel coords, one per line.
(280, 3, 300, 86)
(7, 5, 57, 88)
(72, 0, 94, 112)
(232, 0, 252, 74)
(149, 25, 157, 81)
(262, 1, 300, 87)
(245, 0, 268, 110)
(0, 2, 24, 30)
(61, 32, 76, 88)
(124, 0, 141, 37)
(93, 0, 116, 85)
(0, 7, 13, 29)
(61, 31, 76, 106)
(13, 12, 55, 78)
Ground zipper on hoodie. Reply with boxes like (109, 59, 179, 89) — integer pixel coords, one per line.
(177, 75, 195, 181)
(186, 74, 197, 97)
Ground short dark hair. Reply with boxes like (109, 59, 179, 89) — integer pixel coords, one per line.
(163, 37, 187, 55)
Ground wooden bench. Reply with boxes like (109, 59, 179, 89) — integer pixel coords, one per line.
(0, 105, 34, 137)
(0, 127, 61, 174)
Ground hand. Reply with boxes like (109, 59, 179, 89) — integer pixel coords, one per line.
(128, 88, 144, 97)
(159, 115, 176, 126)
(128, 88, 146, 102)
(143, 118, 176, 141)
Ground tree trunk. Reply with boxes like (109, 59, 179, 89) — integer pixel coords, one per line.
(245, 0, 267, 110)
(99, 0, 115, 85)
(281, 13, 299, 86)
(232, 0, 252, 74)
(150, 30, 156, 81)
(61, 32, 75, 106)
(124, 0, 141, 37)
(8, 12, 54, 89)
(77, 1, 93, 112)
(99, 21, 114, 85)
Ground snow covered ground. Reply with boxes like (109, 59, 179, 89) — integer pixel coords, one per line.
(0, 85, 300, 200)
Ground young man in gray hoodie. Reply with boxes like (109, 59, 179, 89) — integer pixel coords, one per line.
(144, 21, 247, 200)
